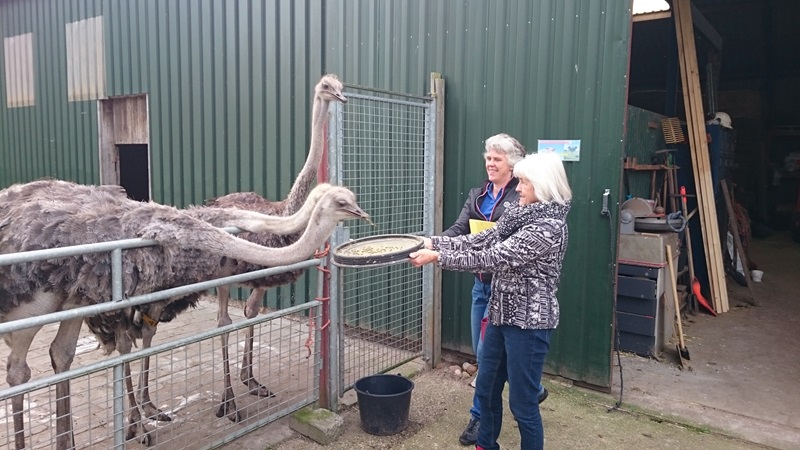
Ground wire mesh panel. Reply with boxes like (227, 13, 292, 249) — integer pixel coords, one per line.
(0, 300, 320, 449)
(328, 88, 435, 392)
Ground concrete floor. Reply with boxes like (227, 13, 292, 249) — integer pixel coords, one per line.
(613, 231, 800, 450)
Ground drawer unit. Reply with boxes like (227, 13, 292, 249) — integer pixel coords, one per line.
(614, 241, 678, 358)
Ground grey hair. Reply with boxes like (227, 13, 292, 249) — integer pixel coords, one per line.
(483, 133, 527, 168)
(513, 152, 572, 204)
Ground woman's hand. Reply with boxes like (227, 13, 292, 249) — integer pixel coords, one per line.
(422, 237, 433, 249)
(409, 249, 439, 267)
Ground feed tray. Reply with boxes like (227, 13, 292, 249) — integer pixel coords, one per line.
(332, 234, 424, 268)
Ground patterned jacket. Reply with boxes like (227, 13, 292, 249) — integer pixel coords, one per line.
(431, 200, 571, 330)
(441, 178, 520, 284)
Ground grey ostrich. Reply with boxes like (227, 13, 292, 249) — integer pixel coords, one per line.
(202, 74, 347, 421)
(0, 179, 368, 449)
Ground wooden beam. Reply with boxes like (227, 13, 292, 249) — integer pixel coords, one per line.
(690, 3, 723, 51)
(673, 0, 729, 313)
(633, 11, 672, 22)
(631, 5, 722, 52)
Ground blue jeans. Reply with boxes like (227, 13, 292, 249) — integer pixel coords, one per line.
(475, 323, 552, 450)
(469, 278, 491, 420)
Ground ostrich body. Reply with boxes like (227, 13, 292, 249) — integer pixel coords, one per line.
(0, 180, 367, 449)
(202, 74, 347, 421)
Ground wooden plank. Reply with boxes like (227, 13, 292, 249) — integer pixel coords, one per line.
(681, 4, 729, 313)
(673, 0, 729, 313)
(683, 2, 729, 313)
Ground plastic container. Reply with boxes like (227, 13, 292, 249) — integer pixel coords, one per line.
(751, 270, 764, 282)
(353, 374, 414, 435)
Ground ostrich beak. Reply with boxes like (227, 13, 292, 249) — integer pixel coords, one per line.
(336, 92, 348, 104)
(346, 205, 371, 224)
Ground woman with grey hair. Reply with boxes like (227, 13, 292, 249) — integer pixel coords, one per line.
(438, 133, 544, 446)
(410, 152, 572, 450)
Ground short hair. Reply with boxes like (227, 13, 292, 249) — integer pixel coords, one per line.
(484, 133, 526, 168)
(513, 152, 572, 204)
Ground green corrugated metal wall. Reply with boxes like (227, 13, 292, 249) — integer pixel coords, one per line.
(1, 0, 324, 205)
(324, 0, 631, 387)
(0, 0, 326, 309)
(0, 0, 631, 387)
(624, 105, 670, 199)
(1, 0, 104, 184)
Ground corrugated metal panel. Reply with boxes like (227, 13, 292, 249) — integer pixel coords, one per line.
(0, 0, 326, 308)
(325, 0, 631, 387)
(2, 0, 631, 386)
(1, 0, 104, 184)
(101, 0, 325, 210)
(624, 105, 670, 199)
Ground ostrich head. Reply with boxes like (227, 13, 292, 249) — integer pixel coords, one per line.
(318, 186, 369, 223)
(316, 74, 347, 104)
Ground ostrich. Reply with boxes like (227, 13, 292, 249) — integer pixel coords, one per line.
(0, 180, 368, 449)
(201, 74, 347, 421)
(120, 182, 336, 426)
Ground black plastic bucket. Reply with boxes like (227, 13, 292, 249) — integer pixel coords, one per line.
(353, 374, 415, 436)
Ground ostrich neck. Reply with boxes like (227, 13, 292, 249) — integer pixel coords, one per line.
(284, 95, 329, 215)
(208, 206, 336, 267)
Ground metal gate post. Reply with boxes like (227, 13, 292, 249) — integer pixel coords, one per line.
(321, 101, 345, 410)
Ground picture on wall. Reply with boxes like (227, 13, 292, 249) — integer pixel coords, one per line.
(537, 139, 581, 161)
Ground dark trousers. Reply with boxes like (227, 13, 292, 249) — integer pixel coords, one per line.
(475, 324, 552, 450)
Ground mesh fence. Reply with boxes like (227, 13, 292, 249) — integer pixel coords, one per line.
(329, 90, 435, 391)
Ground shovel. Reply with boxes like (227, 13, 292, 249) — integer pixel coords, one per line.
(666, 244, 691, 368)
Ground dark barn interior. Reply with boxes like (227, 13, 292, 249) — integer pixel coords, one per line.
(629, 0, 800, 234)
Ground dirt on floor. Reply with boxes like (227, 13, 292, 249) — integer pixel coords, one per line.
(224, 360, 771, 450)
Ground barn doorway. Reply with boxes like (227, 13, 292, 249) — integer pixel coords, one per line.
(98, 95, 150, 200)
(117, 144, 150, 201)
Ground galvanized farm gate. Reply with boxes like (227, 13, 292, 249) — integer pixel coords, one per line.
(326, 85, 439, 404)
(0, 235, 325, 450)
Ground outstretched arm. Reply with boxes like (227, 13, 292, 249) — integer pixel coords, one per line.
(438, 222, 564, 274)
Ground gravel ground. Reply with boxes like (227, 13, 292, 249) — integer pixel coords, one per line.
(224, 358, 770, 450)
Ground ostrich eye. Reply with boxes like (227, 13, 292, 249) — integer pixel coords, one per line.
(322, 83, 330, 89)
(337, 200, 347, 207)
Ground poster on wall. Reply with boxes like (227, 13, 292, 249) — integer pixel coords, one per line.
(537, 139, 581, 162)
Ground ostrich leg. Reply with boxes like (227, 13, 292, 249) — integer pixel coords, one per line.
(215, 285, 241, 422)
(135, 323, 172, 422)
(114, 331, 154, 446)
(240, 288, 275, 398)
(49, 317, 83, 450)
(6, 326, 41, 450)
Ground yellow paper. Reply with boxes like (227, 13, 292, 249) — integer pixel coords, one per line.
(469, 219, 496, 234)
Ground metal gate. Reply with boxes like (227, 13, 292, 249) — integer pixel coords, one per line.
(0, 238, 325, 449)
(326, 86, 438, 398)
